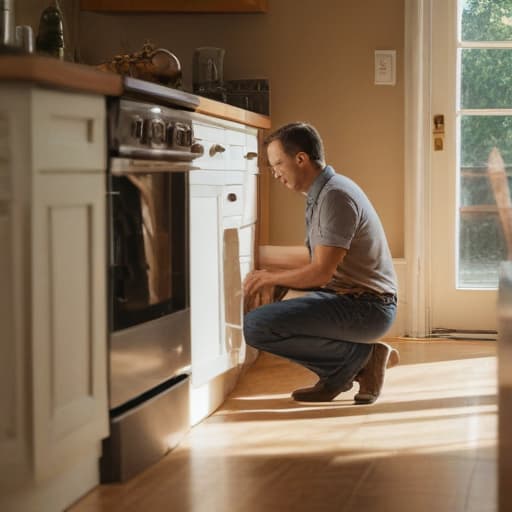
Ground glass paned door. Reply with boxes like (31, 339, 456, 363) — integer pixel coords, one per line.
(430, 0, 512, 331)
(459, 0, 512, 289)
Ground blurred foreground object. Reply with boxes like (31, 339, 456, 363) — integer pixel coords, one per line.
(36, 0, 64, 59)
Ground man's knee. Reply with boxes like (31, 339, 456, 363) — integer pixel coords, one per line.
(243, 308, 268, 348)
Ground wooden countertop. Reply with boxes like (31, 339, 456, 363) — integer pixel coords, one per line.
(0, 54, 123, 96)
(196, 96, 270, 129)
(0, 54, 271, 129)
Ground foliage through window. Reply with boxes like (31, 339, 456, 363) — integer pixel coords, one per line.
(458, 0, 512, 288)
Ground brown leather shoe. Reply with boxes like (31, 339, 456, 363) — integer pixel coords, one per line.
(354, 342, 398, 404)
(387, 346, 400, 369)
(292, 375, 354, 402)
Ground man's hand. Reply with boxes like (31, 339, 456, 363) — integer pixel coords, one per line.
(243, 281, 276, 314)
(243, 269, 276, 297)
(244, 245, 347, 297)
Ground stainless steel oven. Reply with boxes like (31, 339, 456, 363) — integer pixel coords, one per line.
(101, 95, 202, 482)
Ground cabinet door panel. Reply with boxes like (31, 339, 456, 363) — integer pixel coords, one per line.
(222, 185, 244, 216)
(32, 174, 108, 480)
(243, 174, 258, 225)
(0, 215, 14, 437)
(190, 189, 223, 384)
(32, 90, 105, 173)
(0, 96, 33, 486)
(239, 224, 255, 258)
(0, 212, 26, 480)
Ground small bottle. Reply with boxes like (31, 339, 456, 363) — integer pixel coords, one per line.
(0, 0, 15, 47)
(36, 0, 64, 59)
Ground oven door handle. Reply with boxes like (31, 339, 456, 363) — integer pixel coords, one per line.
(111, 157, 200, 175)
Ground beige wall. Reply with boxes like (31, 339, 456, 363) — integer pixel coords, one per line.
(14, 0, 48, 30)
(15, 0, 405, 257)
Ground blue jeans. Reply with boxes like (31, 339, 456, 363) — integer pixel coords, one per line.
(243, 290, 397, 386)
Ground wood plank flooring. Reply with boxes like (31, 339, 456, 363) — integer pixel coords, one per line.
(69, 339, 497, 512)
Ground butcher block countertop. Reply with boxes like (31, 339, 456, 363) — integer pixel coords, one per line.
(0, 54, 123, 96)
(195, 96, 270, 129)
(0, 54, 271, 129)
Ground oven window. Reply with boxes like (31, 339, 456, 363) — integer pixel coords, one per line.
(110, 172, 188, 331)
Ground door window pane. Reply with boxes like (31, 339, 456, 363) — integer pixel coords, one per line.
(461, 0, 512, 42)
(461, 49, 512, 108)
(459, 213, 506, 287)
(460, 115, 512, 168)
(459, 115, 512, 288)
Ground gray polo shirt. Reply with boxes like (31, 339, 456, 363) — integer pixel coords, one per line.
(306, 166, 397, 295)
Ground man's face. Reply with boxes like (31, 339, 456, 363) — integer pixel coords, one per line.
(267, 140, 304, 192)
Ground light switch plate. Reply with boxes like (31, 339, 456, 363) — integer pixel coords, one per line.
(374, 50, 396, 86)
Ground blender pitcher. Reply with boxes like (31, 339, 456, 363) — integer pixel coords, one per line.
(193, 47, 226, 101)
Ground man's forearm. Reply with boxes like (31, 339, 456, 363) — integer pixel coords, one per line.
(267, 262, 331, 290)
(258, 245, 310, 270)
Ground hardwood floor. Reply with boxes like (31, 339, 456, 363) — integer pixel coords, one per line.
(69, 339, 497, 512)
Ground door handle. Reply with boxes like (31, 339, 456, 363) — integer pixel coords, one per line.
(244, 151, 258, 160)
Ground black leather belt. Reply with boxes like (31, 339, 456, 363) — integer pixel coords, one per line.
(347, 291, 397, 305)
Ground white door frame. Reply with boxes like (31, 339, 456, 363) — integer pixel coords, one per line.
(404, 0, 433, 337)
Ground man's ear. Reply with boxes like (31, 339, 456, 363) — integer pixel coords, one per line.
(296, 152, 308, 165)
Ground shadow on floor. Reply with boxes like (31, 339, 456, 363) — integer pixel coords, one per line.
(209, 393, 497, 423)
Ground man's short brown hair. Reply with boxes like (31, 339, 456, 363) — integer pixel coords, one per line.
(264, 122, 325, 168)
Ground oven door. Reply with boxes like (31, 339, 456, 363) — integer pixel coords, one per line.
(108, 158, 193, 409)
(109, 158, 191, 331)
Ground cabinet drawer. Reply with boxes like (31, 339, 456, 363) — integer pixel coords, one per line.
(193, 122, 225, 144)
(32, 89, 106, 173)
(227, 143, 247, 171)
(195, 142, 258, 172)
(193, 141, 227, 170)
(222, 185, 244, 217)
(189, 171, 244, 186)
(225, 128, 246, 146)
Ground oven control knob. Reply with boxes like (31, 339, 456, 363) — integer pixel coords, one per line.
(148, 118, 166, 147)
(166, 122, 174, 145)
(174, 123, 187, 147)
(173, 123, 193, 148)
(131, 116, 144, 142)
(185, 127, 193, 146)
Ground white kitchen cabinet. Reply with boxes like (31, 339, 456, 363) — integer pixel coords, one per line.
(32, 174, 108, 480)
(189, 180, 246, 387)
(0, 86, 108, 511)
(189, 184, 223, 385)
(189, 115, 258, 392)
